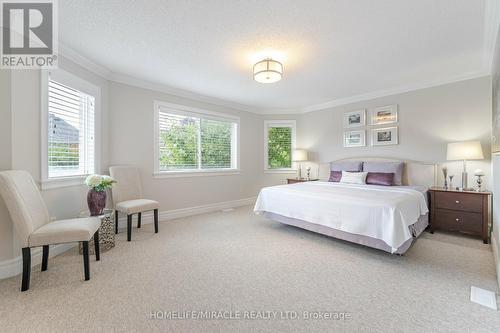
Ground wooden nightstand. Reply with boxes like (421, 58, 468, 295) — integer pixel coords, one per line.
(428, 187, 491, 243)
(287, 178, 319, 184)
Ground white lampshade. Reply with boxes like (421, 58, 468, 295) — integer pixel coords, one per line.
(293, 149, 308, 162)
(446, 141, 484, 161)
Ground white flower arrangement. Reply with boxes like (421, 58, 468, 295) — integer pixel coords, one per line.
(85, 174, 116, 192)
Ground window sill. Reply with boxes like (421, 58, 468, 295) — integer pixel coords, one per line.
(41, 176, 87, 190)
(264, 169, 297, 174)
(153, 169, 240, 179)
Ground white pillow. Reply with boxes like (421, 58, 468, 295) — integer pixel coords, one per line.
(340, 171, 367, 185)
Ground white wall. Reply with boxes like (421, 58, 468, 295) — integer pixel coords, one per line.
(296, 77, 492, 189)
(0, 60, 494, 277)
(108, 82, 263, 211)
(0, 57, 110, 262)
(491, 22, 500, 288)
(0, 69, 14, 261)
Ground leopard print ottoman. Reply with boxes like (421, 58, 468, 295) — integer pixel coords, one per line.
(79, 210, 115, 255)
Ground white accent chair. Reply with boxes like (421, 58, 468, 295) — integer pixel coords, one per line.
(109, 166, 159, 241)
(0, 170, 101, 291)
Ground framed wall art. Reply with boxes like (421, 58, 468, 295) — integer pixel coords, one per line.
(344, 130, 366, 148)
(370, 104, 398, 125)
(371, 127, 398, 146)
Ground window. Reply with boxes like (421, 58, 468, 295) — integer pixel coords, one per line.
(41, 69, 100, 188)
(264, 120, 296, 172)
(154, 102, 239, 177)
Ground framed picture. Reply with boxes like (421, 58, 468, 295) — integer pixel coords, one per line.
(343, 109, 365, 128)
(370, 104, 398, 125)
(344, 130, 366, 148)
(371, 127, 398, 146)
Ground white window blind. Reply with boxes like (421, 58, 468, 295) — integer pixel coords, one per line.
(265, 121, 296, 170)
(157, 108, 238, 172)
(48, 79, 95, 178)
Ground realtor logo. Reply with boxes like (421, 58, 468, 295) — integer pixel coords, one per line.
(1, 0, 58, 68)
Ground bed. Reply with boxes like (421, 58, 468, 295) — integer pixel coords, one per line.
(254, 158, 436, 254)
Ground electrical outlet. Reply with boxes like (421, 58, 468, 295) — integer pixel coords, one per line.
(50, 216, 57, 221)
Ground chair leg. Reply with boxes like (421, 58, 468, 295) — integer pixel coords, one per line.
(41, 245, 49, 271)
(127, 214, 132, 241)
(137, 212, 142, 228)
(154, 209, 159, 233)
(21, 247, 31, 292)
(94, 231, 100, 261)
(115, 210, 119, 234)
(82, 241, 90, 281)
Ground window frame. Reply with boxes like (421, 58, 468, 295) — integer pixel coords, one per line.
(41, 69, 101, 190)
(264, 120, 297, 173)
(153, 101, 240, 178)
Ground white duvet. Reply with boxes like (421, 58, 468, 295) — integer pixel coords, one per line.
(254, 181, 428, 252)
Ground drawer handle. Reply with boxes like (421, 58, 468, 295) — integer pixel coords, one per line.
(455, 218, 460, 222)
(455, 200, 460, 204)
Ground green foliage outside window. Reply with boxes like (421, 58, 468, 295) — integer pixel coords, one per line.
(48, 143, 79, 168)
(267, 127, 292, 169)
(160, 119, 199, 169)
(159, 116, 233, 170)
(201, 119, 232, 169)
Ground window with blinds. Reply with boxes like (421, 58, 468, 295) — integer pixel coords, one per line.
(157, 108, 238, 172)
(265, 120, 296, 170)
(48, 79, 95, 178)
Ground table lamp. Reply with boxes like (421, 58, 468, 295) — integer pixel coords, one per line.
(293, 149, 308, 180)
(446, 141, 484, 190)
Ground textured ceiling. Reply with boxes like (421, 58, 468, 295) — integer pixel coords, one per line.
(59, 0, 493, 113)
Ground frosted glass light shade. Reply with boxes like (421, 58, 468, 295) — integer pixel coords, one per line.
(293, 149, 308, 162)
(447, 141, 484, 161)
(253, 59, 283, 83)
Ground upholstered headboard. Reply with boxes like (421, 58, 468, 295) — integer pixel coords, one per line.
(318, 157, 437, 188)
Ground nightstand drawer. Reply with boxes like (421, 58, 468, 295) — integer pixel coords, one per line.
(434, 209, 482, 234)
(434, 192, 483, 213)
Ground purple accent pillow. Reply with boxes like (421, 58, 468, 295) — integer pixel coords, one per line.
(362, 162, 404, 185)
(328, 171, 342, 182)
(330, 161, 362, 172)
(366, 172, 394, 186)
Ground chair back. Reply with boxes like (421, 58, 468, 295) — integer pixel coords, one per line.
(109, 166, 143, 205)
(0, 170, 50, 247)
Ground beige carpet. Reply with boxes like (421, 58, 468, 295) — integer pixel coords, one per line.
(0, 205, 499, 332)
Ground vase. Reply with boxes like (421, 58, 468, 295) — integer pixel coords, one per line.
(87, 189, 106, 216)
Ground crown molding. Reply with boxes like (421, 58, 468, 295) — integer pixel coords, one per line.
(58, 43, 261, 114)
(59, 37, 493, 116)
(108, 72, 261, 114)
(482, 0, 500, 73)
(59, 43, 112, 79)
(299, 71, 490, 114)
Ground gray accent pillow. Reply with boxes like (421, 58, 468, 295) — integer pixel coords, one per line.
(330, 161, 363, 172)
(362, 162, 404, 185)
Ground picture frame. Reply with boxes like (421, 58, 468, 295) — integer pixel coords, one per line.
(370, 104, 398, 125)
(343, 109, 366, 128)
(371, 127, 398, 146)
(344, 130, 366, 148)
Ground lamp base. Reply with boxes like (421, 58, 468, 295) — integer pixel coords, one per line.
(461, 171, 474, 191)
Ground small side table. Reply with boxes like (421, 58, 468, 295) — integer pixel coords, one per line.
(287, 178, 319, 184)
(428, 187, 491, 243)
(78, 209, 115, 255)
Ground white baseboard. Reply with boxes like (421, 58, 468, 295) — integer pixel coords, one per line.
(0, 197, 256, 279)
(0, 243, 76, 280)
(492, 233, 500, 290)
(116, 196, 256, 228)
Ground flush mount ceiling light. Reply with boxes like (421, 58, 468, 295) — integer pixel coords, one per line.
(253, 58, 283, 83)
